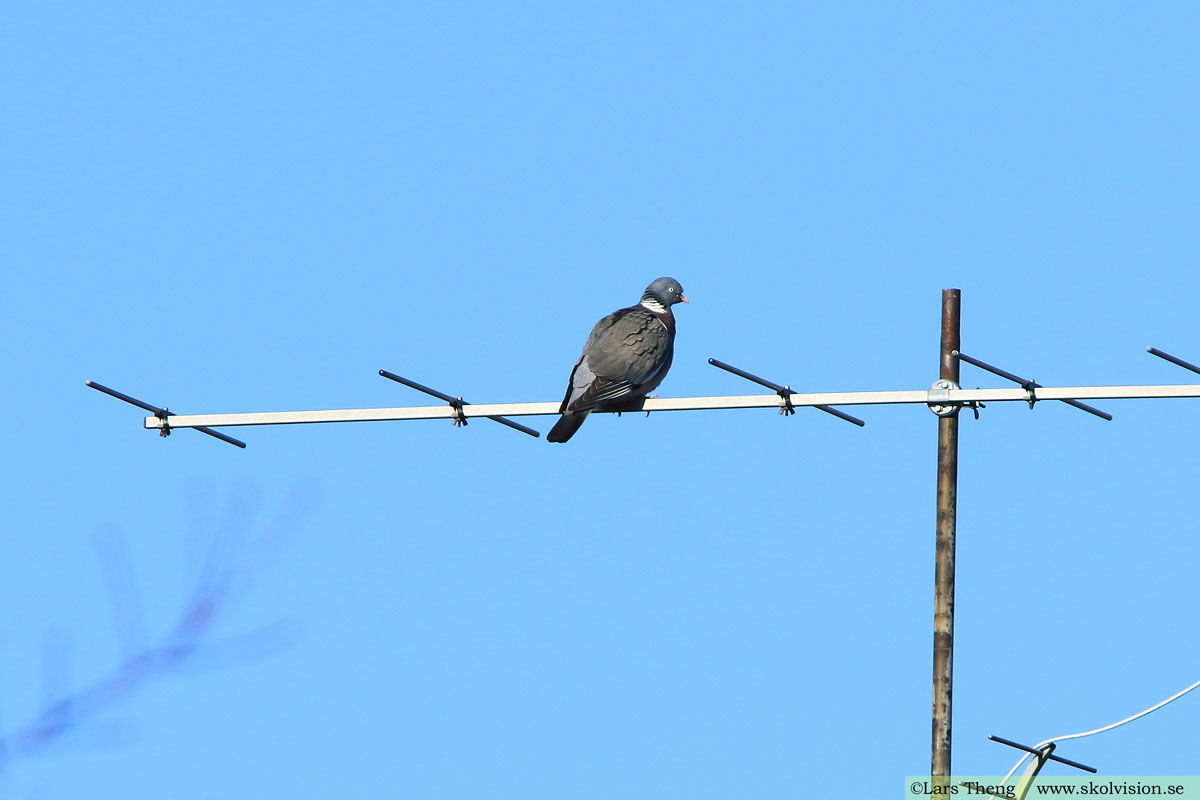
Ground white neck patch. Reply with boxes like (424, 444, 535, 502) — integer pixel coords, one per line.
(640, 297, 667, 314)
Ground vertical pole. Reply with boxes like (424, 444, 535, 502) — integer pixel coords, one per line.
(932, 288, 961, 782)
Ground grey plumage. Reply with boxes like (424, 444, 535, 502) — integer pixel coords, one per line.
(547, 277, 687, 443)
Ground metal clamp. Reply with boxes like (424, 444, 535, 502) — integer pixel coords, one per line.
(778, 385, 796, 416)
(1021, 379, 1038, 409)
(449, 396, 468, 427)
(927, 379, 960, 417)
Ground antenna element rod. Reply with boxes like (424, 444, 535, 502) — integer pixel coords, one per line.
(86, 381, 247, 448)
(954, 352, 1112, 421)
(1147, 347, 1200, 376)
(707, 358, 865, 426)
(378, 370, 540, 437)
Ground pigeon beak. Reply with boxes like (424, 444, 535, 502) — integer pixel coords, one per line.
(679, 295, 689, 304)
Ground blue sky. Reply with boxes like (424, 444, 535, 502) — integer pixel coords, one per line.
(3, 3, 1198, 797)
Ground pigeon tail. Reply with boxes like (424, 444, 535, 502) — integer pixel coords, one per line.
(547, 410, 589, 443)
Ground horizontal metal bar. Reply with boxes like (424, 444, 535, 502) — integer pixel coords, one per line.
(141, 384, 1200, 430)
(147, 404, 531, 429)
(1148, 347, 1200, 376)
(992, 384, 1200, 401)
(138, 392, 931, 429)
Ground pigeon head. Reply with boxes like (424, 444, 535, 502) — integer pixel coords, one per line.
(641, 277, 688, 311)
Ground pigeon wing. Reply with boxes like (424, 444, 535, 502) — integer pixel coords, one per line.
(565, 307, 673, 413)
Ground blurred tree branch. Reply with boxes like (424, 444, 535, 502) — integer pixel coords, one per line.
(0, 487, 314, 769)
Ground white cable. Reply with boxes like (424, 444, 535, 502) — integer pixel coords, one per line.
(999, 677, 1200, 783)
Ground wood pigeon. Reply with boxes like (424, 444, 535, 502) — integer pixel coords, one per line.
(547, 277, 688, 443)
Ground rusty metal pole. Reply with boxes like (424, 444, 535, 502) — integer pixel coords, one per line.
(932, 288, 961, 783)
